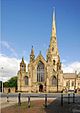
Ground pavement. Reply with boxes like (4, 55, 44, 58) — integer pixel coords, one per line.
(0, 97, 17, 109)
(0, 96, 56, 109)
(0, 93, 80, 113)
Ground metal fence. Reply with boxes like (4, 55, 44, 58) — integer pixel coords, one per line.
(61, 93, 80, 106)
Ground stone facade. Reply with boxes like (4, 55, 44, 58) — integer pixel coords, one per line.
(3, 87, 16, 93)
(63, 73, 80, 92)
(17, 11, 80, 93)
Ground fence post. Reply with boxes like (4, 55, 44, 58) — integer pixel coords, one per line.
(28, 96, 30, 108)
(73, 93, 75, 103)
(45, 94, 47, 107)
(68, 93, 70, 104)
(18, 93, 21, 106)
(61, 92, 63, 106)
(7, 93, 9, 102)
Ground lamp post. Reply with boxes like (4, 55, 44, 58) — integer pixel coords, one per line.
(2, 81, 3, 93)
(1, 67, 4, 93)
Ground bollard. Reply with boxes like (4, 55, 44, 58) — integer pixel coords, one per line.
(73, 93, 75, 103)
(45, 94, 47, 107)
(7, 93, 9, 102)
(68, 93, 70, 104)
(61, 93, 63, 106)
(28, 96, 30, 108)
(18, 93, 21, 106)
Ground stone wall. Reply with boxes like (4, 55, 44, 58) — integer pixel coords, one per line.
(4, 87, 16, 93)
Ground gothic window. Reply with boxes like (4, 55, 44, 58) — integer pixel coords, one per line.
(51, 76, 57, 86)
(53, 60, 55, 65)
(78, 83, 80, 86)
(37, 61, 44, 82)
(66, 81, 70, 87)
(72, 81, 75, 86)
(24, 76, 28, 85)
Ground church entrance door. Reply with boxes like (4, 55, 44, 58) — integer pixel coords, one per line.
(39, 84, 43, 92)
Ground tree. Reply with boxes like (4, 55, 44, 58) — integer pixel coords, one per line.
(3, 81, 9, 87)
(3, 76, 17, 89)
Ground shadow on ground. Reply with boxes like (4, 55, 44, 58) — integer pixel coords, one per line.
(44, 99, 72, 113)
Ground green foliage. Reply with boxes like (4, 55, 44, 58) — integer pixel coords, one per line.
(8, 76, 17, 87)
(3, 82, 9, 87)
(3, 76, 17, 88)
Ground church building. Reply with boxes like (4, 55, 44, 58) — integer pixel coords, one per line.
(17, 11, 80, 93)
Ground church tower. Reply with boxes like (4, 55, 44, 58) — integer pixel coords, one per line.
(46, 9, 63, 92)
(47, 9, 61, 71)
(18, 57, 27, 92)
(17, 9, 63, 93)
(20, 57, 26, 72)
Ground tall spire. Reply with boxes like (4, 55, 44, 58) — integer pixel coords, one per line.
(47, 8, 59, 63)
(52, 7, 56, 37)
(49, 8, 59, 56)
(46, 9, 61, 71)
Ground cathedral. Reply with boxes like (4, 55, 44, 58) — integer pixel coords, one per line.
(17, 11, 80, 93)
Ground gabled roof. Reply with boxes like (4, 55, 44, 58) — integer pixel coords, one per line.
(63, 73, 77, 79)
(33, 52, 46, 66)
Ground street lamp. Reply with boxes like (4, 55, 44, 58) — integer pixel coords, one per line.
(1, 67, 4, 93)
(2, 81, 3, 93)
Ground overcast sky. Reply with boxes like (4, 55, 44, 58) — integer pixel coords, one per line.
(1, 0, 80, 82)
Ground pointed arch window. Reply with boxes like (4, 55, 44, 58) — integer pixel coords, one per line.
(37, 61, 44, 82)
(53, 60, 55, 65)
(66, 81, 70, 87)
(51, 76, 57, 86)
(72, 81, 75, 86)
(24, 76, 28, 85)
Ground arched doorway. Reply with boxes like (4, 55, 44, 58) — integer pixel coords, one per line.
(39, 84, 43, 92)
